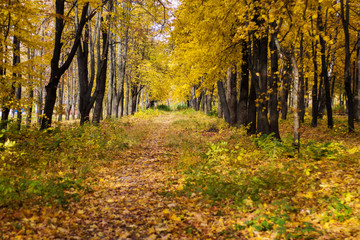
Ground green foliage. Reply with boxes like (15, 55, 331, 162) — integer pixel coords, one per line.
(0, 176, 84, 207)
(0, 119, 142, 208)
(156, 104, 171, 111)
(302, 140, 345, 160)
(175, 103, 188, 111)
(207, 109, 217, 117)
(174, 114, 360, 238)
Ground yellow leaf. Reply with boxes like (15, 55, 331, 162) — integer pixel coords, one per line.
(170, 214, 181, 221)
(305, 192, 313, 199)
(163, 209, 170, 214)
(146, 234, 158, 240)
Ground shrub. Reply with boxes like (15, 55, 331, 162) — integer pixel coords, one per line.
(176, 103, 188, 111)
(156, 104, 171, 111)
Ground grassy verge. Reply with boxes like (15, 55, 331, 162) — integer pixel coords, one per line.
(0, 117, 146, 208)
(166, 111, 360, 239)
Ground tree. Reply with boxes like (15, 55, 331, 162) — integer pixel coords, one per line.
(340, 0, 355, 132)
(40, 0, 102, 129)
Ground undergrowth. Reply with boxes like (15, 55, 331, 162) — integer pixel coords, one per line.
(173, 113, 360, 239)
(0, 118, 144, 208)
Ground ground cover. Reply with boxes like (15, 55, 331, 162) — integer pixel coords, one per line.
(1, 109, 359, 239)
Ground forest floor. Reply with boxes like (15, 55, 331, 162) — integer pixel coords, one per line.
(1, 109, 360, 239)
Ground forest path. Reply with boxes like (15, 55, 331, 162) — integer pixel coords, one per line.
(60, 114, 185, 239)
(2, 113, 244, 239)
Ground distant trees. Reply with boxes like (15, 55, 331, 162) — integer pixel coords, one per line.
(171, 0, 360, 135)
(0, 0, 171, 130)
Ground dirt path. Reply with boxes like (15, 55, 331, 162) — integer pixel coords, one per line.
(2, 114, 244, 239)
(51, 114, 184, 239)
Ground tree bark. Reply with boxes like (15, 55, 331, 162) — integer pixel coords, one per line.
(238, 41, 249, 127)
(340, 0, 355, 131)
(13, 36, 21, 130)
(92, 17, 109, 124)
(299, 34, 305, 123)
(317, 5, 333, 128)
(26, 50, 34, 127)
(225, 66, 237, 126)
(254, 30, 270, 135)
(217, 80, 230, 124)
(291, 54, 300, 147)
(247, 80, 257, 134)
(355, 31, 360, 120)
(40, 1, 98, 129)
(269, 26, 280, 139)
(311, 35, 319, 127)
(280, 63, 290, 120)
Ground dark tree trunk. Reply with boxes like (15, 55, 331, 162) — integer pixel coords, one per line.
(0, 62, 12, 129)
(58, 79, 64, 121)
(318, 10, 333, 128)
(340, 0, 354, 131)
(255, 30, 270, 134)
(269, 26, 280, 139)
(311, 36, 319, 127)
(247, 81, 257, 134)
(280, 65, 290, 120)
(237, 40, 249, 127)
(92, 19, 109, 125)
(130, 83, 139, 115)
(41, 1, 92, 129)
(77, 14, 94, 125)
(114, 30, 128, 118)
(355, 32, 360, 120)
(107, 32, 116, 118)
(217, 94, 223, 118)
(124, 74, 130, 115)
(13, 36, 21, 130)
(217, 80, 230, 124)
(226, 66, 237, 126)
(299, 34, 305, 123)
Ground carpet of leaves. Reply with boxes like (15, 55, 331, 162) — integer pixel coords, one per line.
(0, 112, 244, 239)
(1, 110, 359, 239)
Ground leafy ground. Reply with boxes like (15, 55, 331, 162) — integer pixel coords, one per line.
(1, 109, 360, 239)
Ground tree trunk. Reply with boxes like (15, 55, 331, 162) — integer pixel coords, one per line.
(311, 36, 319, 127)
(107, 31, 116, 118)
(355, 32, 360, 120)
(299, 34, 305, 123)
(269, 27, 280, 139)
(41, 1, 92, 129)
(317, 5, 333, 128)
(254, 30, 270, 135)
(280, 64, 290, 120)
(340, 0, 355, 131)
(238, 40, 249, 127)
(320, 37, 333, 128)
(124, 74, 130, 116)
(217, 94, 223, 118)
(13, 36, 21, 130)
(93, 17, 109, 124)
(291, 54, 300, 147)
(58, 78, 64, 121)
(26, 49, 34, 128)
(226, 66, 237, 126)
(247, 81, 257, 134)
(217, 80, 230, 124)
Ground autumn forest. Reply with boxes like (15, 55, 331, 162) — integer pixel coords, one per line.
(1, 0, 360, 239)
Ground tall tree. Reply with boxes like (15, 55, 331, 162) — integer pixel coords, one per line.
(40, 1, 101, 129)
(340, 0, 355, 132)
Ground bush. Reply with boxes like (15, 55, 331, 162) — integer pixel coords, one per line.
(156, 104, 171, 111)
(176, 103, 188, 111)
